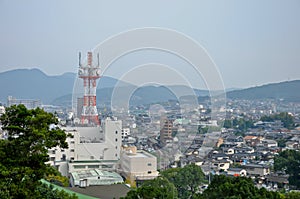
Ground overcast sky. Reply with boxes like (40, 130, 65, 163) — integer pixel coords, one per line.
(0, 0, 299, 89)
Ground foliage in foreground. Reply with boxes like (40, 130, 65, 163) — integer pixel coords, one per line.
(274, 149, 300, 189)
(122, 163, 205, 199)
(160, 163, 206, 198)
(200, 175, 281, 199)
(122, 177, 178, 199)
(122, 169, 287, 199)
(0, 105, 72, 198)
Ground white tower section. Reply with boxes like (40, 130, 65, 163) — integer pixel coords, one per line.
(78, 52, 100, 126)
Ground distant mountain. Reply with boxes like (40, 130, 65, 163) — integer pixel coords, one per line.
(0, 69, 75, 104)
(1, 69, 299, 106)
(0, 68, 134, 105)
(227, 80, 300, 102)
(52, 85, 180, 107)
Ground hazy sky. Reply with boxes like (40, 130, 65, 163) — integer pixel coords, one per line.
(0, 0, 299, 89)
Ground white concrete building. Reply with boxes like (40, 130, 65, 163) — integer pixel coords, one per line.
(47, 117, 122, 176)
(120, 146, 158, 181)
(121, 127, 130, 141)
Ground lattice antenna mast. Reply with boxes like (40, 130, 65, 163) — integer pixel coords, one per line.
(78, 52, 101, 126)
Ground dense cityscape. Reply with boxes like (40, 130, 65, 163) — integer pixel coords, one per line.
(1, 69, 300, 198)
(1, 1, 300, 199)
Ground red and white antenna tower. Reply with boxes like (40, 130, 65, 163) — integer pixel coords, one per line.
(78, 52, 101, 126)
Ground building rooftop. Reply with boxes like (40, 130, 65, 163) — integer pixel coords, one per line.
(71, 169, 123, 186)
(125, 150, 155, 159)
(68, 184, 130, 199)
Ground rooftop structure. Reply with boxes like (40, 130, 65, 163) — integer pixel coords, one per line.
(70, 169, 123, 187)
(7, 96, 41, 109)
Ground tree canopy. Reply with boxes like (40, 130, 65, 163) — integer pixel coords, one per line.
(122, 177, 178, 199)
(0, 105, 70, 198)
(261, 112, 296, 129)
(200, 175, 281, 199)
(161, 163, 206, 199)
(274, 149, 300, 189)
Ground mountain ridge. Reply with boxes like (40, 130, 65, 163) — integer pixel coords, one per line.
(0, 68, 299, 105)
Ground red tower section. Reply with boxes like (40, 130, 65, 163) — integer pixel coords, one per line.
(78, 52, 100, 126)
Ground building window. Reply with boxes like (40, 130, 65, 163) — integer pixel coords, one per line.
(74, 165, 85, 169)
(148, 171, 152, 174)
(70, 157, 74, 161)
(115, 154, 118, 157)
(115, 131, 118, 134)
(115, 138, 118, 142)
(70, 149, 74, 152)
(50, 157, 55, 161)
(102, 165, 113, 168)
(90, 156, 94, 160)
(147, 163, 152, 166)
(115, 146, 118, 149)
(88, 165, 99, 169)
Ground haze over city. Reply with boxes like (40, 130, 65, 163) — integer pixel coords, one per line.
(0, 0, 299, 89)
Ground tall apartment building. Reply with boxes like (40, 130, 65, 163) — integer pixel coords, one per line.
(160, 118, 173, 144)
(47, 117, 122, 176)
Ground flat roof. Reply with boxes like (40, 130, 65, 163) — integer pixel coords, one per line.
(68, 184, 130, 199)
(126, 150, 155, 159)
(71, 169, 122, 181)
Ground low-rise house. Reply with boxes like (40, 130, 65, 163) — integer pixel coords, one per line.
(212, 153, 230, 161)
(212, 159, 232, 171)
(226, 135, 244, 147)
(231, 153, 256, 163)
(234, 147, 254, 154)
(265, 174, 289, 189)
(223, 148, 235, 155)
(261, 139, 278, 148)
(244, 135, 262, 147)
(227, 167, 247, 177)
(222, 142, 238, 148)
(244, 163, 270, 176)
(285, 141, 299, 149)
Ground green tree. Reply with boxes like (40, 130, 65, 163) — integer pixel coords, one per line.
(285, 191, 300, 199)
(201, 175, 281, 199)
(274, 149, 300, 189)
(261, 112, 295, 129)
(34, 183, 78, 199)
(46, 166, 70, 187)
(0, 105, 69, 198)
(122, 177, 178, 199)
(161, 164, 205, 199)
(223, 118, 254, 132)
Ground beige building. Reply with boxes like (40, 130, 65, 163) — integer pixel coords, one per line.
(120, 146, 158, 182)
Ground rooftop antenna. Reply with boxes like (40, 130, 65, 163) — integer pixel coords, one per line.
(78, 52, 82, 67)
(97, 53, 100, 67)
